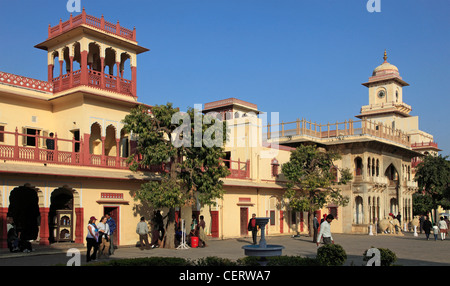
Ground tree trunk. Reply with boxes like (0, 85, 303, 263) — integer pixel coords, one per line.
(163, 207, 176, 249)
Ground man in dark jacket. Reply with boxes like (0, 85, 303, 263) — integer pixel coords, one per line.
(247, 213, 258, 245)
(422, 216, 432, 240)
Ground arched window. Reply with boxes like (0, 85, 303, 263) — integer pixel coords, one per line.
(354, 196, 364, 224)
(355, 157, 363, 176)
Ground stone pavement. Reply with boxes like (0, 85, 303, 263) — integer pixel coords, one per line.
(0, 232, 449, 266)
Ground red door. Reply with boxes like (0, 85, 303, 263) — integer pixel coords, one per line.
(240, 208, 248, 236)
(210, 211, 219, 238)
(104, 206, 119, 245)
(280, 210, 284, 233)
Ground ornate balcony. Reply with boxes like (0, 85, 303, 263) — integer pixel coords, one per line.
(0, 128, 250, 179)
(47, 8, 136, 42)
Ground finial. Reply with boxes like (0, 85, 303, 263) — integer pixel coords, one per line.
(383, 49, 388, 62)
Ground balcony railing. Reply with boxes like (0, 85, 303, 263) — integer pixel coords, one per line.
(221, 158, 251, 179)
(411, 141, 439, 149)
(48, 9, 136, 42)
(52, 69, 134, 97)
(0, 128, 250, 179)
(264, 118, 411, 147)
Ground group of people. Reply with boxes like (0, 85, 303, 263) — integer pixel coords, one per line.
(85, 213, 116, 263)
(420, 215, 449, 241)
(246, 213, 336, 247)
(135, 211, 164, 250)
(6, 217, 33, 253)
(136, 211, 208, 250)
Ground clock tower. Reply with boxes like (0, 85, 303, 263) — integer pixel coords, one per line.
(358, 50, 411, 122)
(357, 51, 440, 158)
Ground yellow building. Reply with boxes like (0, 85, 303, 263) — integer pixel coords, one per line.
(0, 12, 441, 249)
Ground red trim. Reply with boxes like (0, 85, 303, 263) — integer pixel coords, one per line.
(47, 9, 136, 42)
(280, 210, 284, 233)
(0, 207, 8, 248)
(39, 207, 50, 245)
(75, 207, 84, 244)
(103, 206, 119, 246)
(211, 211, 219, 238)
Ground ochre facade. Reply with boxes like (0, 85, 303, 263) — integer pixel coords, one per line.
(0, 12, 442, 248)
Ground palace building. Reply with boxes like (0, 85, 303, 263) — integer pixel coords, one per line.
(0, 11, 441, 249)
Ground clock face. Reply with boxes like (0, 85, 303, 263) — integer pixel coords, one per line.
(378, 90, 385, 98)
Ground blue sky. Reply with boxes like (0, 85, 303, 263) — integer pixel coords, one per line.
(0, 0, 449, 155)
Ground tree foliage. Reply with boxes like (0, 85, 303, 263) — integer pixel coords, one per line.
(414, 154, 450, 221)
(281, 145, 352, 236)
(122, 103, 230, 248)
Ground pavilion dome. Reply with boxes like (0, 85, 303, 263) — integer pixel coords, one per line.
(372, 50, 400, 77)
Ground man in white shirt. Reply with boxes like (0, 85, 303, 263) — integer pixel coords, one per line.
(317, 214, 334, 246)
(136, 216, 150, 250)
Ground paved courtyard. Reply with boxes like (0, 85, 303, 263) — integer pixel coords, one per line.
(0, 232, 449, 266)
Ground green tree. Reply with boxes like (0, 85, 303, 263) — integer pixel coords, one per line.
(281, 145, 352, 239)
(414, 154, 450, 222)
(122, 103, 230, 249)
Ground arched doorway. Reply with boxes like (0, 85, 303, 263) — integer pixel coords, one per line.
(49, 187, 74, 243)
(7, 184, 41, 241)
(354, 196, 364, 224)
(89, 122, 102, 155)
(390, 198, 398, 216)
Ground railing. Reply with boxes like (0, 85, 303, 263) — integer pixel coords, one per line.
(0, 128, 82, 167)
(0, 71, 53, 93)
(264, 118, 411, 147)
(48, 9, 136, 42)
(52, 69, 134, 97)
(411, 141, 439, 149)
(221, 158, 251, 179)
(0, 128, 246, 178)
(0, 128, 143, 171)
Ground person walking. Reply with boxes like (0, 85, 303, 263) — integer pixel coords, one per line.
(86, 216, 99, 262)
(433, 224, 439, 241)
(97, 216, 110, 258)
(422, 216, 432, 240)
(313, 213, 320, 243)
(247, 213, 258, 245)
(136, 217, 150, 250)
(419, 215, 424, 234)
(105, 213, 116, 255)
(198, 215, 208, 247)
(438, 217, 448, 241)
(317, 214, 334, 246)
(150, 215, 161, 249)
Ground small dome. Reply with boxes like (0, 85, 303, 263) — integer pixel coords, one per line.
(372, 50, 400, 77)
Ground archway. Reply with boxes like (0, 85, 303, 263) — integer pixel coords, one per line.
(390, 198, 398, 216)
(49, 187, 74, 243)
(354, 196, 363, 224)
(7, 184, 41, 241)
(104, 124, 117, 156)
(89, 122, 102, 155)
(385, 164, 399, 182)
(354, 157, 363, 176)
